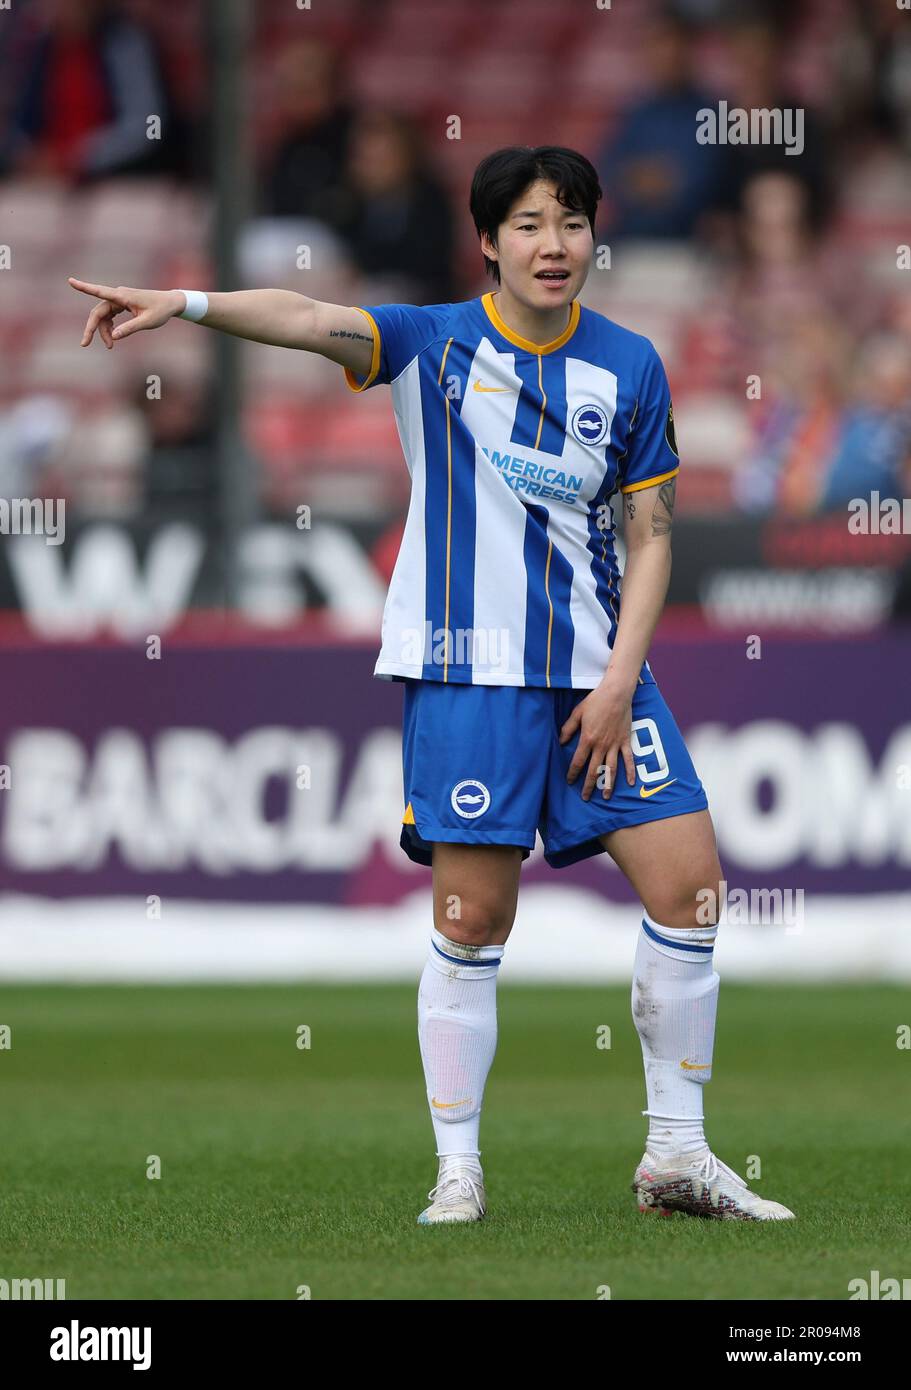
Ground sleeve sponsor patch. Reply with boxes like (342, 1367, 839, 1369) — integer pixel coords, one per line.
(665, 402, 679, 458)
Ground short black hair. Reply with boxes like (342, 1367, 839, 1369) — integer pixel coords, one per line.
(470, 146, 602, 284)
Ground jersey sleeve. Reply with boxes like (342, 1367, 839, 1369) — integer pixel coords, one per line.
(342, 302, 449, 391)
(618, 340, 681, 494)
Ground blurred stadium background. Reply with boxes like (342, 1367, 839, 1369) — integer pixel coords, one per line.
(0, 0, 909, 981)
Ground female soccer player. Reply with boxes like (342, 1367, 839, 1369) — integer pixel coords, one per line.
(70, 145, 793, 1224)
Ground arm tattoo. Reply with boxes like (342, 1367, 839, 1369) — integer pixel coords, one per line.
(650, 477, 676, 537)
(328, 329, 373, 342)
(625, 496, 636, 520)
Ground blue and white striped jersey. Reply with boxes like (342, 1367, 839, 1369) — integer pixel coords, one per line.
(344, 291, 680, 688)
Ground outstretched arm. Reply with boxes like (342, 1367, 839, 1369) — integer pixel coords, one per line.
(67, 279, 375, 376)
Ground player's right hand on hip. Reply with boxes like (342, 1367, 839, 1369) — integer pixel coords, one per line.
(68, 279, 184, 349)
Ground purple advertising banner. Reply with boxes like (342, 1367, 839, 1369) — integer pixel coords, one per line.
(0, 632, 909, 903)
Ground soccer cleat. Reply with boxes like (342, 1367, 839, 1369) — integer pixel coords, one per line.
(632, 1147, 795, 1221)
(417, 1155, 486, 1225)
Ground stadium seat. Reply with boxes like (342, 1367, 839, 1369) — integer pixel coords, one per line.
(673, 393, 750, 470)
(243, 339, 343, 396)
(0, 179, 70, 251)
(79, 180, 187, 251)
(27, 328, 134, 396)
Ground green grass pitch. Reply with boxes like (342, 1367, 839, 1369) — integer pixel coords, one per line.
(0, 982, 908, 1300)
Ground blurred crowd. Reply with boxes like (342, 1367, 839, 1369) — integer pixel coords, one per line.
(1, 0, 910, 526)
(594, 5, 911, 518)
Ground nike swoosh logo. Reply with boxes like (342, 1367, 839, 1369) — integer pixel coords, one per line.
(431, 1097, 472, 1108)
(680, 1060, 711, 1070)
(473, 380, 515, 393)
(640, 778, 677, 798)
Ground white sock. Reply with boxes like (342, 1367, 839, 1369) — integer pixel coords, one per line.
(631, 910, 719, 1159)
(417, 926, 504, 1160)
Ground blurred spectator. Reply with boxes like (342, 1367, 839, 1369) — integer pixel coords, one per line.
(239, 217, 357, 305)
(260, 38, 355, 228)
(733, 312, 850, 516)
(696, 169, 854, 404)
(596, 11, 725, 239)
(0, 0, 181, 183)
(133, 376, 218, 524)
(728, 172, 852, 358)
(734, 318, 911, 519)
(819, 334, 911, 510)
(0, 395, 72, 500)
(833, 0, 911, 157)
(0, 0, 908, 547)
(41, 402, 146, 519)
(336, 109, 456, 304)
(715, 18, 831, 233)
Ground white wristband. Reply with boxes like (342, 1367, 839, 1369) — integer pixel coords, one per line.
(176, 289, 209, 322)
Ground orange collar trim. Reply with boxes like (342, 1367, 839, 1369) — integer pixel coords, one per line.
(482, 291, 580, 355)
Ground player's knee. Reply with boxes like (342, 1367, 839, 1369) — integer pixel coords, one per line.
(432, 895, 514, 946)
(645, 855, 724, 931)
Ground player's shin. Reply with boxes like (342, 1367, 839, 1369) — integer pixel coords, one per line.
(630, 911, 719, 1158)
(417, 926, 504, 1159)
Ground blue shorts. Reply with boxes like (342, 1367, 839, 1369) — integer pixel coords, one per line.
(400, 676, 708, 869)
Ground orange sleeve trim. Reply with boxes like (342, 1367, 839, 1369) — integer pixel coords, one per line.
(342, 307, 382, 392)
(619, 466, 679, 495)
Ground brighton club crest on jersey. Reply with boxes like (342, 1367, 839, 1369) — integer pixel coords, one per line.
(570, 402, 610, 447)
